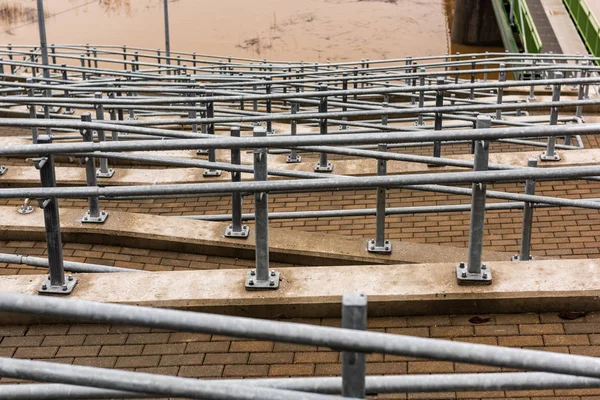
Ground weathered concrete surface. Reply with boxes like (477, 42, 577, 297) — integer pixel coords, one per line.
(1, 259, 599, 322)
(0, 207, 512, 266)
(540, 0, 588, 55)
(4, 148, 600, 186)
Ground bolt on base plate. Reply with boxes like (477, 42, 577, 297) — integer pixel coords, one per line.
(314, 161, 333, 172)
(367, 239, 392, 254)
(17, 205, 34, 214)
(81, 210, 109, 224)
(203, 169, 222, 177)
(286, 155, 302, 163)
(245, 270, 280, 290)
(96, 168, 115, 178)
(224, 224, 250, 238)
(511, 254, 534, 262)
(0, 166, 7, 175)
(39, 275, 77, 295)
(456, 262, 492, 285)
(540, 151, 561, 161)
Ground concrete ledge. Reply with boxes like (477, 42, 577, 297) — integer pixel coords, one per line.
(0, 259, 597, 323)
(0, 206, 512, 266)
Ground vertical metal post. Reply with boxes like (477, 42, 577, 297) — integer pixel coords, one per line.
(188, 78, 197, 133)
(341, 72, 348, 130)
(7, 44, 14, 74)
(483, 52, 489, 82)
(26, 78, 39, 144)
(93, 48, 98, 69)
(36, 0, 50, 82)
(246, 126, 279, 290)
(457, 115, 492, 285)
(265, 77, 273, 134)
(454, 52, 460, 84)
(576, 61, 587, 120)
(541, 71, 562, 161)
(108, 92, 119, 142)
(50, 44, 56, 69)
(496, 63, 506, 120)
(225, 127, 249, 238)
(163, 0, 171, 75)
(315, 85, 333, 172)
(203, 92, 221, 177)
(286, 102, 301, 163)
(528, 60, 537, 100)
(470, 56, 476, 100)
(35, 135, 77, 294)
(417, 67, 425, 126)
(341, 293, 367, 399)
(62, 65, 74, 115)
(79, 114, 108, 224)
(432, 76, 444, 160)
(80, 55, 87, 80)
(513, 158, 538, 262)
(368, 144, 391, 253)
(122, 45, 127, 71)
(94, 92, 114, 178)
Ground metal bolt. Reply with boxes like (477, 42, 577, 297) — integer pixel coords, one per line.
(459, 262, 465, 269)
(482, 265, 487, 270)
(62, 285, 68, 291)
(461, 272, 467, 278)
(483, 273, 488, 279)
(269, 279, 275, 286)
(250, 270, 256, 276)
(248, 279, 254, 285)
(41, 284, 47, 290)
(68, 275, 73, 281)
(270, 271, 276, 277)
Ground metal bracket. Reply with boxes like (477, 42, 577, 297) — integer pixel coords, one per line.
(367, 239, 392, 254)
(511, 255, 534, 262)
(48, 106, 61, 114)
(196, 149, 209, 155)
(81, 210, 109, 224)
(96, 168, 115, 178)
(63, 108, 75, 115)
(203, 169, 222, 177)
(540, 151, 561, 161)
(456, 262, 492, 285)
(39, 274, 77, 295)
(0, 166, 6, 175)
(267, 129, 276, 135)
(245, 270, 280, 290)
(314, 161, 333, 172)
(224, 224, 250, 238)
(286, 155, 302, 163)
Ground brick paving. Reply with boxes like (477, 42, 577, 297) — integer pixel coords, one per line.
(2, 126, 600, 398)
(2, 312, 600, 399)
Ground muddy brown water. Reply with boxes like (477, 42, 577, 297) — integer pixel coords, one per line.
(0, 0, 502, 62)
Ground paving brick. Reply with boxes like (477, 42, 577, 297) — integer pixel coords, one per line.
(160, 353, 204, 366)
(269, 363, 315, 376)
(294, 351, 339, 364)
(408, 361, 454, 374)
(223, 364, 270, 377)
(1, 336, 43, 347)
(179, 365, 224, 378)
(249, 352, 294, 365)
(519, 323, 564, 335)
(115, 355, 160, 368)
(125, 333, 170, 345)
(13, 346, 58, 359)
(84, 334, 128, 346)
(229, 341, 273, 352)
(56, 345, 101, 358)
(186, 341, 230, 354)
(41, 335, 85, 347)
(143, 343, 186, 355)
(430, 326, 473, 338)
(544, 334, 590, 346)
(99, 345, 144, 357)
(169, 332, 212, 343)
(204, 353, 248, 365)
(498, 336, 544, 347)
(73, 356, 117, 368)
(565, 323, 600, 334)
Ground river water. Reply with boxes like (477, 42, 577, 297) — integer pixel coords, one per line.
(0, 0, 501, 61)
